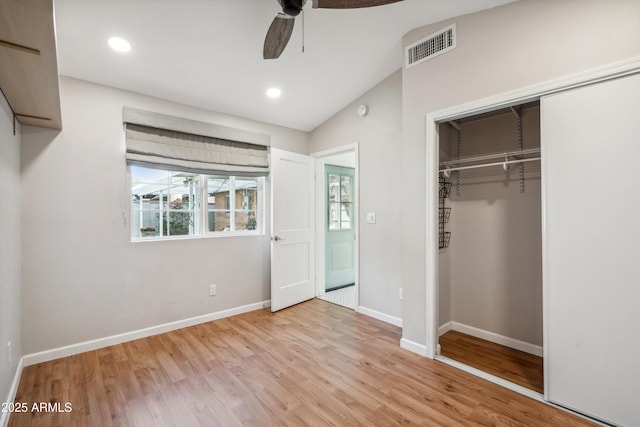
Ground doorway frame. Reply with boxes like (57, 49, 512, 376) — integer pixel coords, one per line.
(423, 58, 640, 401)
(311, 143, 360, 309)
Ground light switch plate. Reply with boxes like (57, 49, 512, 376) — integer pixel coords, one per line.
(366, 212, 376, 224)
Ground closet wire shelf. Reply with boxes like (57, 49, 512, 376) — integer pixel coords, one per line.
(439, 232, 451, 249)
(439, 148, 541, 173)
(439, 207, 451, 223)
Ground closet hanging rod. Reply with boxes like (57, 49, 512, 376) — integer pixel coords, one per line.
(440, 147, 540, 168)
(439, 157, 540, 173)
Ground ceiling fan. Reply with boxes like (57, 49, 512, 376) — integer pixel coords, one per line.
(263, 0, 403, 59)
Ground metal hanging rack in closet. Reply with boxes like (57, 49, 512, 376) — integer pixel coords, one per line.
(439, 106, 541, 194)
(439, 147, 541, 173)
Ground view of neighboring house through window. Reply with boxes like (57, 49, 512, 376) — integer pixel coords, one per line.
(207, 176, 259, 232)
(130, 165, 261, 240)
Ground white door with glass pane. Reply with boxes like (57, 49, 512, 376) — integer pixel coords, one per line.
(325, 165, 355, 290)
(270, 148, 315, 312)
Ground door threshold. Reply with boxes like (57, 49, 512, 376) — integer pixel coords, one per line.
(434, 355, 544, 401)
(434, 355, 611, 426)
(325, 283, 355, 292)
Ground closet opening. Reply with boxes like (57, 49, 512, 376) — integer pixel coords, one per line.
(435, 100, 543, 395)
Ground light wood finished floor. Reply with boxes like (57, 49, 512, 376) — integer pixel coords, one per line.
(440, 330, 544, 394)
(9, 300, 592, 426)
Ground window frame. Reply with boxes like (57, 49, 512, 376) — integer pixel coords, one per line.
(130, 165, 264, 242)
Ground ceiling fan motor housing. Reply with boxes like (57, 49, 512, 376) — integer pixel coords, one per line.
(280, 0, 306, 16)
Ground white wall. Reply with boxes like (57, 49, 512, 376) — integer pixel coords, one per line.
(0, 94, 22, 406)
(443, 108, 542, 346)
(309, 70, 403, 320)
(20, 76, 309, 354)
(401, 0, 640, 347)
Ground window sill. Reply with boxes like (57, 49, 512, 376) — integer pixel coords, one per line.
(131, 231, 264, 243)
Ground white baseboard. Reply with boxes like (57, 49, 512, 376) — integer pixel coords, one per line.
(400, 337, 430, 357)
(1, 356, 24, 427)
(439, 321, 543, 357)
(23, 300, 271, 367)
(438, 321, 453, 336)
(357, 306, 402, 327)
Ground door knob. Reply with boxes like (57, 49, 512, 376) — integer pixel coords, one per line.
(272, 235, 283, 241)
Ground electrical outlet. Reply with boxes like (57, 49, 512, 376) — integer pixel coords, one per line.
(209, 284, 217, 296)
(399, 287, 403, 300)
(7, 341, 11, 365)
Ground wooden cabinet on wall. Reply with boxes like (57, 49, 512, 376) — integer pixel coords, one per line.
(0, 0, 62, 130)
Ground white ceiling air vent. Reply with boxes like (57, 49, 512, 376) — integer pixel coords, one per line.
(405, 24, 456, 69)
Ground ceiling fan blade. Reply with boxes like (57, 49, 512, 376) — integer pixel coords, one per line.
(312, 0, 402, 8)
(263, 14, 295, 59)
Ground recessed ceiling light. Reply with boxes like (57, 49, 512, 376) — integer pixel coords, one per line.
(108, 37, 131, 52)
(266, 88, 282, 99)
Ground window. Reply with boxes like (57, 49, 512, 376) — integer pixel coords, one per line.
(207, 176, 259, 232)
(328, 172, 353, 231)
(124, 108, 270, 240)
(131, 165, 262, 240)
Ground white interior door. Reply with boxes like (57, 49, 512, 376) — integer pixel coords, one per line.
(270, 148, 315, 312)
(542, 73, 640, 426)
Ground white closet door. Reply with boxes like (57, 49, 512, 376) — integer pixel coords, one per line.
(542, 73, 640, 426)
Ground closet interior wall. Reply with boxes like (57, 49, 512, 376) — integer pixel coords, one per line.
(438, 124, 453, 328)
(438, 106, 542, 350)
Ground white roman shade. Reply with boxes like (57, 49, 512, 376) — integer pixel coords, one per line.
(123, 107, 270, 176)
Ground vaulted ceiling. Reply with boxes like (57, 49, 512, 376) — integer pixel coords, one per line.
(54, 0, 516, 131)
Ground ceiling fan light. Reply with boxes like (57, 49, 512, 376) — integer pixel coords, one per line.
(283, 7, 301, 16)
